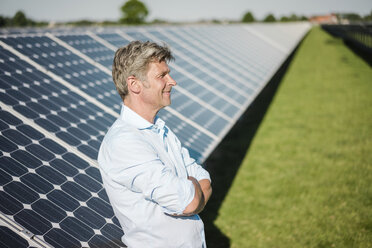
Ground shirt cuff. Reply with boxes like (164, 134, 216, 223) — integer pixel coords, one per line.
(161, 178, 195, 215)
(195, 169, 211, 183)
(179, 179, 195, 214)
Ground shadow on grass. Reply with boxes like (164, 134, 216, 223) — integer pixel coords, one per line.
(342, 40, 372, 67)
(200, 43, 303, 247)
(322, 28, 372, 67)
(325, 37, 372, 66)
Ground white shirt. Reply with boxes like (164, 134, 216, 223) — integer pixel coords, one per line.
(98, 104, 211, 247)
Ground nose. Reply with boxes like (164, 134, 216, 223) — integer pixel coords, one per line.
(167, 75, 177, 86)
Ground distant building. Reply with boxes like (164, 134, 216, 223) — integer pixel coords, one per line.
(309, 14, 338, 24)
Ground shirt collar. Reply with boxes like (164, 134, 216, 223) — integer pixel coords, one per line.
(120, 103, 153, 129)
(119, 103, 165, 131)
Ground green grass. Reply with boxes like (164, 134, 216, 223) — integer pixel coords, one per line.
(213, 27, 372, 247)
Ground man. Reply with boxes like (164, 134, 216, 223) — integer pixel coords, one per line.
(98, 41, 212, 247)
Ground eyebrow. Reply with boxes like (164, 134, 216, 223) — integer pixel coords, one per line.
(159, 69, 171, 76)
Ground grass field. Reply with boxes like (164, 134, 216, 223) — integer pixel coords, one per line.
(208, 27, 372, 247)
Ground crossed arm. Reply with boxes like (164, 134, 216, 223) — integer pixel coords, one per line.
(181, 177, 212, 216)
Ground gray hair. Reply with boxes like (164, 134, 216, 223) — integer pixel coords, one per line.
(112, 40, 174, 100)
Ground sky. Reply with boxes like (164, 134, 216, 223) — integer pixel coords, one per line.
(0, 0, 371, 23)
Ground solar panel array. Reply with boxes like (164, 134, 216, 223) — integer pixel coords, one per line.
(0, 23, 310, 247)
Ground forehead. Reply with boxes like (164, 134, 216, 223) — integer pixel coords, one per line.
(146, 61, 170, 75)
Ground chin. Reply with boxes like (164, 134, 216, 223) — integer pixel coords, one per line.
(163, 101, 171, 107)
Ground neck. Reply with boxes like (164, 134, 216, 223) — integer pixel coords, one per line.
(124, 99, 158, 124)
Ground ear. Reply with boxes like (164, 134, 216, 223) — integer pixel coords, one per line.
(127, 75, 141, 94)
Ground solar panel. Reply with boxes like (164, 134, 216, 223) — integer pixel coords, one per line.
(57, 34, 114, 69)
(0, 106, 124, 247)
(0, 23, 310, 247)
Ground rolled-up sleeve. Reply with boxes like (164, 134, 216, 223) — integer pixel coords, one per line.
(169, 131, 211, 183)
(181, 147, 211, 183)
(99, 133, 195, 215)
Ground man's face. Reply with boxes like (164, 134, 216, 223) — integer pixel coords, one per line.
(141, 60, 177, 111)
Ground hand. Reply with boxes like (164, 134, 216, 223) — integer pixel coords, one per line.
(181, 176, 204, 215)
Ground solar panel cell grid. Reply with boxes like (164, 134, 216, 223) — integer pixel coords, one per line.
(0, 225, 30, 248)
(57, 34, 114, 68)
(165, 28, 256, 85)
(158, 108, 215, 160)
(170, 88, 229, 135)
(1, 36, 121, 113)
(0, 108, 125, 247)
(96, 32, 131, 49)
(44, 228, 81, 248)
(125, 31, 149, 42)
(0, 48, 117, 160)
(175, 56, 245, 104)
(168, 67, 240, 116)
(215, 26, 284, 76)
(186, 27, 264, 80)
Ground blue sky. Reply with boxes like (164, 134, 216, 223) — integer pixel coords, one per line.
(0, 0, 371, 22)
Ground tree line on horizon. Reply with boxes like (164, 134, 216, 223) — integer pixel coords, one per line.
(1, 0, 372, 28)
